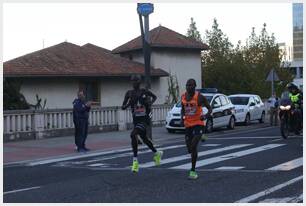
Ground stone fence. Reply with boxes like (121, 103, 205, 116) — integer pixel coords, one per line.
(3, 104, 173, 142)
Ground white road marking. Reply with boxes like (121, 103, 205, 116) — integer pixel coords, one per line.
(266, 157, 303, 171)
(213, 136, 281, 140)
(207, 126, 278, 138)
(86, 144, 186, 163)
(26, 146, 148, 166)
(4, 186, 41, 195)
(140, 144, 252, 168)
(171, 144, 284, 170)
(270, 138, 282, 142)
(235, 176, 303, 203)
(214, 166, 244, 170)
(259, 194, 303, 203)
(88, 163, 105, 167)
(289, 194, 303, 203)
(202, 144, 220, 146)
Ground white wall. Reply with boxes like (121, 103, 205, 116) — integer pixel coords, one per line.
(20, 79, 79, 109)
(19, 77, 164, 109)
(99, 78, 164, 107)
(129, 49, 202, 102)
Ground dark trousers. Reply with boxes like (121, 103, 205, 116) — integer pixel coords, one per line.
(270, 107, 278, 126)
(74, 119, 88, 149)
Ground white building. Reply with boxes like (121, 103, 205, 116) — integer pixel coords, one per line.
(4, 43, 168, 108)
(113, 26, 208, 101)
(291, 3, 303, 90)
(4, 26, 208, 109)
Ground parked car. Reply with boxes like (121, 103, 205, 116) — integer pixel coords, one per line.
(165, 93, 236, 133)
(196, 88, 218, 93)
(228, 94, 266, 125)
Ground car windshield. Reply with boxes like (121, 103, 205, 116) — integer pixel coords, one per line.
(229, 97, 249, 105)
(175, 95, 213, 107)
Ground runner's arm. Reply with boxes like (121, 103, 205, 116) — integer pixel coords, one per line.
(198, 94, 212, 117)
(121, 91, 130, 110)
(146, 90, 157, 104)
(181, 98, 185, 126)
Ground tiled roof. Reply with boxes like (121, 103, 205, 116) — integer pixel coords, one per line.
(113, 25, 208, 53)
(4, 42, 168, 78)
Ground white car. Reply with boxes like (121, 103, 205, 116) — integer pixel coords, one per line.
(165, 93, 236, 133)
(228, 94, 266, 125)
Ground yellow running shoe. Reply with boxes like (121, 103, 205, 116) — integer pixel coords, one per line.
(153, 151, 163, 166)
(131, 160, 139, 173)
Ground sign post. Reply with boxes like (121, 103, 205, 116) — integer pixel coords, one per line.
(137, 3, 154, 140)
(265, 69, 280, 96)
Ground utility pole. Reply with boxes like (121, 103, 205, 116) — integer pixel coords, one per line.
(137, 3, 154, 140)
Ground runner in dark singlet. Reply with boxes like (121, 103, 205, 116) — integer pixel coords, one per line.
(121, 74, 163, 173)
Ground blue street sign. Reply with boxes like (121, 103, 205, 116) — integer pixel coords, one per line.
(137, 3, 154, 16)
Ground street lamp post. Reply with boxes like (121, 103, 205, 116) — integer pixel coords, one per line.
(137, 3, 154, 140)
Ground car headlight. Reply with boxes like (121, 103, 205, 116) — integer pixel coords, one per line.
(280, 105, 291, 110)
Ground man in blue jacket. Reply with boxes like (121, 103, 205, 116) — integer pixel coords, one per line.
(73, 90, 91, 152)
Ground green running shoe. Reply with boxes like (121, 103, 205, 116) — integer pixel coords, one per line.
(188, 170, 198, 179)
(201, 134, 208, 142)
(153, 151, 163, 166)
(131, 160, 139, 173)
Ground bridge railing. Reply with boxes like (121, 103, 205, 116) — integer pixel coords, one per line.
(3, 104, 173, 141)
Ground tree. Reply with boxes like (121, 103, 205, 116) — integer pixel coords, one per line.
(243, 23, 293, 97)
(166, 73, 180, 104)
(4, 79, 30, 110)
(186, 17, 202, 42)
(202, 18, 236, 93)
(201, 19, 293, 97)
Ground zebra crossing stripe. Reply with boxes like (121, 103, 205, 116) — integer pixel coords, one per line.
(86, 144, 186, 163)
(235, 176, 303, 203)
(140, 144, 252, 168)
(259, 194, 302, 203)
(171, 144, 285, 170)
(214, 166, 244, 170)
(202, 144, 220, 146)
(266, 157, 303, 171)
(27, 145, 149, 166)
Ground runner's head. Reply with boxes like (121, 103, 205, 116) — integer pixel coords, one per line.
(186, 79, 196, 94)
(131, 74, 141, 90)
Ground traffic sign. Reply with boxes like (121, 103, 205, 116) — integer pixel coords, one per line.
(137, 3, 154, 16)
(266, 69, 280, 82)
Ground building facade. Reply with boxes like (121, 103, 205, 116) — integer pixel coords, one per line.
(4, 26, 207, 109)
(4, 42, 168, 109)
(113, 26, 208, 102)
(292, 3, 303, 89)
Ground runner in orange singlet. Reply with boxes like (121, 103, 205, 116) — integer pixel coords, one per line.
(181, 79, 212, 179)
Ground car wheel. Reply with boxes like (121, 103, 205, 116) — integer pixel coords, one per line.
(227, 116, 235, 129)
(244, 113, 250, 126)
(205, 119, 213, 133)
(259, 112, 265, 123)
(167, 128, 175, 133)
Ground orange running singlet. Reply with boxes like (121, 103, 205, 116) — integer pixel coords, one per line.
(181, 91, 205, 128)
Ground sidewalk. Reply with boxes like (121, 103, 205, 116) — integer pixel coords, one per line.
(4, 129, 135, 165)
(4, 115, 273, 165)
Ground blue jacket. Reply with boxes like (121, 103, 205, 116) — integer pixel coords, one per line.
(73, 98, 90, 121)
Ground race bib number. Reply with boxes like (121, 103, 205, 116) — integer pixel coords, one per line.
(185, 103, 197, 116)
(134, 106, 146, 117)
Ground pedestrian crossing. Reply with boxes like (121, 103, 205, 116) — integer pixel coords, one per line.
(53, 142, 303, 172)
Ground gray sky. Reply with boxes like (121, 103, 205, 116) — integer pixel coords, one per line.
(3, 2, 293, 61)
